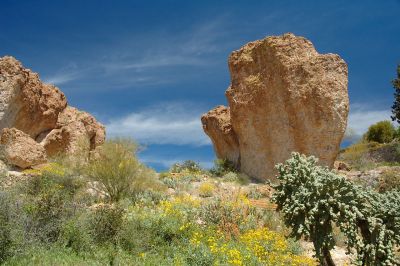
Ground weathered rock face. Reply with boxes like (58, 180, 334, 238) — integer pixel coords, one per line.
(201, 106, 240, 166)
(40, 107, 106, 157)
(0, 56, 67, 139)
(202, 33, 349, 180)
(0, 56, 106, 167)
(0, 128, 47, 169)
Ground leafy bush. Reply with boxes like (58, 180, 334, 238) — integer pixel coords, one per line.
(0, 191, 12, 263)
(273, 152, 400, 265)
(210, 159, 237, 177)
(22, 171, 83, 243)
(88, 203, 125, 245)
(365, 120, 396, 144)
(60, 215, 93, 254)
(85, 139, 158, 202)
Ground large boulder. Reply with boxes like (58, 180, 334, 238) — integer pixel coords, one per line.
(39, 107, 106, 157)
(0, 128, 47, 169)
(0, 56, 67, 139)
(201, 105, 240, 167)
(0, 56, 106, 166)
(203, 33, 349, 180)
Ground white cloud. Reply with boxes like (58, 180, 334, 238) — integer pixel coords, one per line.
(106, 103, 211, 146)
(42, 62, 87, 86)
(43, 71, 81, 86)
(345, 104, 392, 141)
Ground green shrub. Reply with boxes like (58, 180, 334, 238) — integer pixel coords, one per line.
(59, 215, 93, 254)
(0, 191, 12, 263)
(88, 203, 125, 245)
(209, 159, 237, 177)
(85, 139, 158, 202)
(365, 120, 396, 143)
(22, 172, 82, 243)
(2, 245, 137, 266)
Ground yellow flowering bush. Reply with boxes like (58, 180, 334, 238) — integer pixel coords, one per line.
(23, 162, 66, 177)
(199, 182, 216, 197)
(187, 227, 316, 265)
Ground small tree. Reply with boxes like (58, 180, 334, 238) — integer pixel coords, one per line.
(391, 64, 400, 124)
(86, 139, 157, 202)
(364, 120, 395, 143)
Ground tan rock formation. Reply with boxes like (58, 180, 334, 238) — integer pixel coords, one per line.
(0, 56, 106, 165)
(0, 56, 67, 139)
(203, 33, 349, 180)
(201, 106, 239, 166)
(40, 107, 106, 157)
(0, 128, 47, 169)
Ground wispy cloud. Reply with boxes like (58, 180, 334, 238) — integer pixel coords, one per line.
(42, 63, 84, 86)
(43, 71, 82, 86)
(345, 103, 392, 141)
(43, 17, 229, 89)
(101, 18, 227, 73)
(106, 102, 211, 146)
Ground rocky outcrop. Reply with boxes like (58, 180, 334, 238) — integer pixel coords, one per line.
(202, 33, 349, 180)
(201, 106, 240, 167)
(0, 56, 106, 167)
(40, 107, 106, 157)
(0, 128, 47, 169)
(0, 56, 67, 139)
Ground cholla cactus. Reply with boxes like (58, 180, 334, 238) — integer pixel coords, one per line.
(272, 152, 400, 266)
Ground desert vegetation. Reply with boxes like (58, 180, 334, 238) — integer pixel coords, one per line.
(0, 139, 317, 265)
(273, 152, 400, 266)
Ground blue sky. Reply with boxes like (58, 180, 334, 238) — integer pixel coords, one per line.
(1, 0, 399, 170)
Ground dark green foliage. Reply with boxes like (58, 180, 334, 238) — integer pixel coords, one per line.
(365, 120, 396, 144)
(391, 64, 400, 124)
(22, 172, 85, 243)
(0, 191, 12, 263)
(88, 204, 125, 245)
(209, 158, 237, 177)
(60, 216, 93, 254)
(273, 152, 400, 266)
